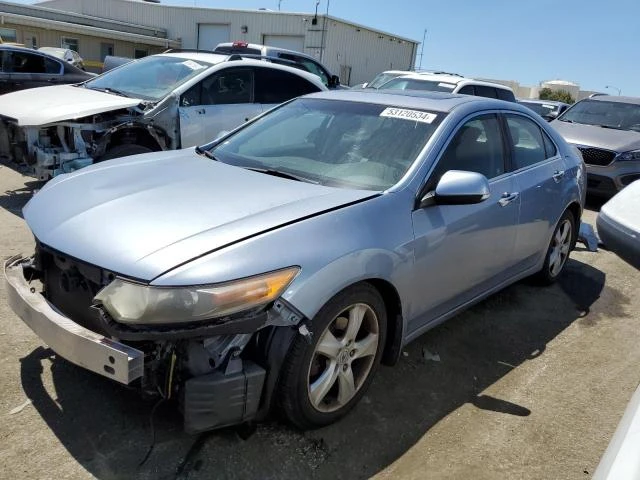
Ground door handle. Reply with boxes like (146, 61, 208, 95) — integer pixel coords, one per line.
(552, 170, 565, 182)
(498, 192, 519, 207)
(196, 108, 206, 115)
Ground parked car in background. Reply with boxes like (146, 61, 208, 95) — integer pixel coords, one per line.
(0, 50, 326, 180)
(38, 46, 86, 70)
(552, 95, 640, 196)
(379, 73, 517, 102)
(0, 45, 93, 95)
(597, 179, 640, 269)
(213, 41, 341, 89)
(518, 99, 570, 121)
(4, 90, 585, 433)
(352, 70, 413, 89)
(102, 55, 133, 73)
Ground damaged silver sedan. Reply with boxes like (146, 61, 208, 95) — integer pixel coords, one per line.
(5, 90, 585, 433)
(0, 51, 325, 180)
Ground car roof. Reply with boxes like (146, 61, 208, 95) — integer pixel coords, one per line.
(393, 73, 513, 91)
(588, 95, 640, 105)
(518, 99, 568, 106)
(156, 52, 327, 90)
(302, 89, 518, 113)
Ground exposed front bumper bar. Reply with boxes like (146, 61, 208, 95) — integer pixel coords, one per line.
(4, 256, 143, 384)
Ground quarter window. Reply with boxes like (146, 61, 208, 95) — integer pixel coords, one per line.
(457, 85, 475, 95)
(505, 115, 553, 169)
(432, 114, 506, 182)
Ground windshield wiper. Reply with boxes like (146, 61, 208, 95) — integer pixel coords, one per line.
(599, 124, 626, 130)
(195, 145, 218, 160)
(244, 167, 319, 184)
(87, 86, 129, 97)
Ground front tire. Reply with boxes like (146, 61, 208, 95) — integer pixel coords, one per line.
(100, 144, 153, 161)
(278, 284, 387, 429)
(534, 210, 575, 285)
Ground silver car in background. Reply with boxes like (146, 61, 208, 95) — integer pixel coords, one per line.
(4, 90, 585, 433)
(552, 95, 640, 196)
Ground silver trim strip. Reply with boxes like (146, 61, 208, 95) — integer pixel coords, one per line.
(4, 256, 143, 385)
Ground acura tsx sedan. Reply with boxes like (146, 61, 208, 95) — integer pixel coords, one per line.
(5, 90, 586, 433)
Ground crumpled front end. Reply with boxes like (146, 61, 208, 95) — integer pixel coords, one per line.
(4, 243, 307, 433)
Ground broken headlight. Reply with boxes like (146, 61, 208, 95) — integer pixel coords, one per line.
(94, 267, 300, 325)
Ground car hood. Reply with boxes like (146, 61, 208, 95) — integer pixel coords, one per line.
(0, 85, 142, 126)
(24, 149, 376, 281)
(551, 120, 640, 152)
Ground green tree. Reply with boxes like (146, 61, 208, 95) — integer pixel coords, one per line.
(539, 88, 575, 104)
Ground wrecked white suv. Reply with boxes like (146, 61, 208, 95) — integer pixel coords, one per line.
(0, 51, 326, 180)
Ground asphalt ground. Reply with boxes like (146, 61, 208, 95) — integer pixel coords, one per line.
(0, 160, 638, 480)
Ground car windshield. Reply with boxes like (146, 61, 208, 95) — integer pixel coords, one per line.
(379, 78, 457, 93)
(85, 55, 213, 101)
(209, 98, 443, 190)
(558, 99, 640, 131)
(367, 72, 407, 89)
(520, 101, 559, 116)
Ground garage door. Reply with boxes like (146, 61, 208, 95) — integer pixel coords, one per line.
(262, 35, 305, 52)
(198, 24, 230, 50)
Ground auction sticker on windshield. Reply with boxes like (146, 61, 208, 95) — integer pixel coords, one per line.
(380, 107, 437, 124)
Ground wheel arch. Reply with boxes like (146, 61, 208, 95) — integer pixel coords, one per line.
(104, 125, 165, 153)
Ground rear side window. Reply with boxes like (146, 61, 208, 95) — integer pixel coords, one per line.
(254, 67, 320, 104)
(505, 114, 553, 169)
(496, 88, 515, 102)
(474, 85, 498, 99)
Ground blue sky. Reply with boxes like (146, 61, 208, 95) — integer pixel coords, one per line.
(15, 0, 640, 96)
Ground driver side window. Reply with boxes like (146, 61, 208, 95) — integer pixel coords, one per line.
(181, 68, 254, 107)
(430, 114, 506, 185)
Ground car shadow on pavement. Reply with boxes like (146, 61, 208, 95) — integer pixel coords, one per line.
(0, 173, 41, 219)
(19, 257, 623, 480)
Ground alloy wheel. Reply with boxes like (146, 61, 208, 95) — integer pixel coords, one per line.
(549, 218, 572, 277)
(307, 303, 379, 413)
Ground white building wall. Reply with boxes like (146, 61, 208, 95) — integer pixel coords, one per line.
(38, 0, 417, 85)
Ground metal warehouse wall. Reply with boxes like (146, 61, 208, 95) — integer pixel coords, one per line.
(39, 0, 417, 85)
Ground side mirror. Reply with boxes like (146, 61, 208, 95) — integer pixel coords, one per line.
(330, 74, 340, 87)
(545, 111, 559, 121)
(420, 170, 490, 208)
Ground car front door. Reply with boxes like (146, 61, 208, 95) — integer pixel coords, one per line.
(503, 113, 568, 271)
(408, 113, 520, 333)
(179, 67, 262, 147)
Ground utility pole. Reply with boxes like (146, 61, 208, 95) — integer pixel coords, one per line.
(278, 0, 282, 10)
(417, 29, 427, 71)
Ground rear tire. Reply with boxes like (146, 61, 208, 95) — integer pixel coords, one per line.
(278, 284, 387, 429)
(100, 144, 153, 161)
(533, 210, 575, 285)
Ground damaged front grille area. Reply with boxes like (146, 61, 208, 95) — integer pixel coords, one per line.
(37, 243, 116, 336)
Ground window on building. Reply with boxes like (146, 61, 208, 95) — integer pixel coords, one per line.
(61, 37, 79, 52)
(0, 28, 18, 43)
(134, 48, 148, 59)
(101, 43, 114, 61)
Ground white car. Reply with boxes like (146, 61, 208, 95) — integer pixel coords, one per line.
(38, 46, 86, 70)
(379, 72, 516, 102)
(0, 51, 326, 180)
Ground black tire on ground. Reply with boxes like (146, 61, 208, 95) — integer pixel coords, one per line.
(100, 144, 153, 161)
(278, 283, 387, 430)
(533, 209, 576, 285)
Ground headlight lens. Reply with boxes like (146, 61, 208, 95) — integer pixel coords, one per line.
(94, 267, 300, 324)
(618, 150, 640, 161)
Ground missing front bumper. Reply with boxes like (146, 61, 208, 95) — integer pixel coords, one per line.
(4, 256, 144, 385)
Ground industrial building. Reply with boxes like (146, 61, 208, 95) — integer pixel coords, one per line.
(0, 0, 419, 85)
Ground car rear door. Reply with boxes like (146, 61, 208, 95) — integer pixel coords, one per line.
(178, 66, 262, 147)
(409, 113, 520, 332)
(0, 50, 11, 94)
(503, 113, 568, 271)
